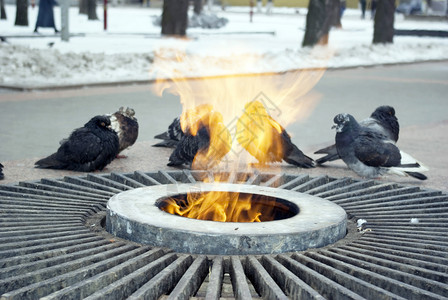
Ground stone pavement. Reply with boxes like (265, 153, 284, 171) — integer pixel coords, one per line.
(1, 119, 447, 192)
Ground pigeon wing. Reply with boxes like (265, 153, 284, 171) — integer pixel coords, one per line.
(353, 131, 401, 168)
(56, 128, 106, 171)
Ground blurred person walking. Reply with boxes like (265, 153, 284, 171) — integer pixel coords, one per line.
(371, 0, 377, 19)
(34, 0, 59, 33)
(359, 0, 366, 18)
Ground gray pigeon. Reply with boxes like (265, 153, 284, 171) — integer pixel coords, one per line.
(333, 113, 428, 180)
(108, 107, 139, 157)
(0, 163, 4, 180)
(35, 115, 119, 172)
(315, 106, 399, 165)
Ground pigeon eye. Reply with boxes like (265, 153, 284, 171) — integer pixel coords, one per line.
(101, 122, 106, 127)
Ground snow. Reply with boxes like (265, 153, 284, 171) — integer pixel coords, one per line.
(1, 4, 448, 88)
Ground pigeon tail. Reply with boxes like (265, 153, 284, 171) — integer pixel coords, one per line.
(284, 146, 316, 168)
(314, 144, 336, 155)
(405, 171, 427, 180)
(399, 151, 429, 172)
(35, 154, 68, 170)
(152, 139, 179, 148)
(315, 153, 340, 165)
(154, 131, 171, 140)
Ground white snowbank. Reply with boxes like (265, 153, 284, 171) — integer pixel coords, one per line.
(1, 5, 448, 87)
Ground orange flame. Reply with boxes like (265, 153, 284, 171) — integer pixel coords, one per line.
(151, 46, 329, 222)
(236, 100, 286, 164)
(160, 189, 292, 222)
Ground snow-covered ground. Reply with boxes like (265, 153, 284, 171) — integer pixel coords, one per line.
(1, 4, 448, 87)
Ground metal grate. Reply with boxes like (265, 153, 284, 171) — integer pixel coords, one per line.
(0, 170, 447, 299)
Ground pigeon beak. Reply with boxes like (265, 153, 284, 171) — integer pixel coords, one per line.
(332, 123, 344, 133)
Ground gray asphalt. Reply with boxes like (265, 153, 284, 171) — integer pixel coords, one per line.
(0, 61, 447, 191)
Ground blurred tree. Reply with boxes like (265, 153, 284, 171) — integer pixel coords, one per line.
(161, 0, 189, 36)
(373, 0, 395, 44)
(1, 0, 6, 20)
(193, 0, 203, 14)
(302, 0, 340, 47)
(87, 0, 98, 20)
(79, 0, 87, 14)
(14, 0, 28, 26)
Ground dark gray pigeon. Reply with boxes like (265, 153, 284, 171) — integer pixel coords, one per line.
(108, 107, 139, 157)
(152, 117, 183, 148)
(167, 125, 210, 167)
(35, 115, 119, 172)
(333, 113, 427, 180)
(0, 163, 4, 180)
(167, 110, 231, 169)
(315, 106, 399, 165)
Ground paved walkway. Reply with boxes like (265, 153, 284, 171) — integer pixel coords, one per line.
(0, 61, 447, 192)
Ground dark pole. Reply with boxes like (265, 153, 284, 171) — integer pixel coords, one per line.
(104, 0, 107, 30)
(250, 0, 254, 22)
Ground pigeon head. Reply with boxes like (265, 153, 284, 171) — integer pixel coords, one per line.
(371, 105, 395, 118)
(85, 115, 112, 130)
(332, 113, 355, 133)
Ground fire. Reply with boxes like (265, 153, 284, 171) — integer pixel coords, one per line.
(160, 189, 290, 223)
(150, 46, 329, 222)
(236, 100, 286, 164)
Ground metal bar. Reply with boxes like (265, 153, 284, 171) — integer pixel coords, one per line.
(40, 248, 167, 300)
(0, 197, 103, 211)
(182, 170, 197, 183)
(338, 244, 448, 271)
(328, 247, 448, 282)
(261, 255, 325, 299)
(0, 232, 100, 252)
(19, 181, 109, 200)
(63, 176, 121, 194)
(229, 256, 253, 299)
(0, 244, 143, 297)
(40, 178, 113, 197)
(205, 256, 224, 300)
(306, 178, 356, 196)
(352, 240, 448, 261)
(335, 191, 443, 206)
(86, 174, 133, 191)
(322, 182, 399, 201)
(245, 256, 288, 299)
(261, 174, 285, 188)
(0, 228, 90, 244)
(0, 235, 105, 260)
(0, 242, 127, 279)
(0, 184, 102, 201)
(110, 172, 146, 188)
(126, 255, 193, 300)
(0, 239, 114, 269)
(277, 174, 309, 190)
(276, 254, 364, 299)
(82, 253, 178, 300)
(167, 256, 208, 300)
(291, 176, 331, 193)
(0, 224, 93, 238)
(292, 253, 407, 300)
(158, 171, 179, 184)
(245, 172, 262, 185)
(133, 171, 162, 186)
(311, 250, 448, 298)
